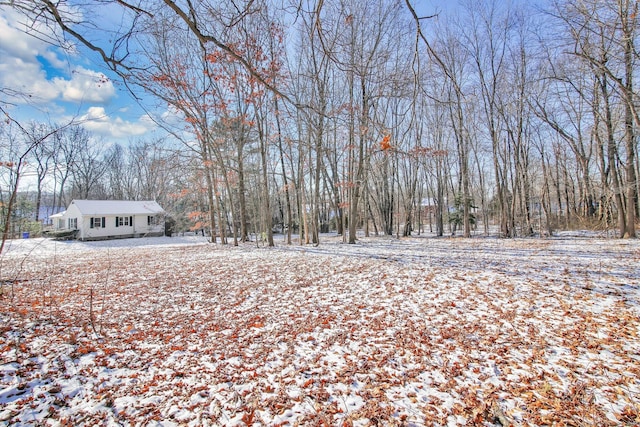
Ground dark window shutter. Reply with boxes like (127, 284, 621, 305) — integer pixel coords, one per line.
(102, 217, 106, 228)
(148, 216, 151, 225)
(130, 216, 133, 226)
(115, 217, 119, 227)
(90, 218, 94, 229)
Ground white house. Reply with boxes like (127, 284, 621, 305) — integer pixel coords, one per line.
(50, 200, 165, 241)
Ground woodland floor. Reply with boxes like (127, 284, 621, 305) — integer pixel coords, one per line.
(0, 233, 639, 426)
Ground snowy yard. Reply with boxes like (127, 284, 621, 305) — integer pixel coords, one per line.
(1, 234, 639, 426)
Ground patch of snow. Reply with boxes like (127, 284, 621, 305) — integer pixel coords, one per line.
(1, 233, 639, 425)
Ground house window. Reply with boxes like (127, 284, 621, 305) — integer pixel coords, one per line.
(90, 217, 105, 228)
(147, 215, 160, 226)
(116, 216, 131, 227)
(67, 218, 77, 229)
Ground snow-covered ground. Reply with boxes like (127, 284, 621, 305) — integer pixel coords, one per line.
(1, 234, 639, 426)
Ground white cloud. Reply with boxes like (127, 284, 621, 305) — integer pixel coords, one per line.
(54, 67, 115, 103)
(0, 9, 44, 62)
(0, 9, 60, 103)
(158, 105, 186, 126)
(41, 49, 70, 70)
(0, 7, 158, 143)
(0, 57, 59, 102)
(79, 106, 156, 138)
(0, 9, 114, 105)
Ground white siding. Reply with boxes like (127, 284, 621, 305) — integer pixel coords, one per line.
(53, 200, 166, 240)
(134, 215, 164, 236)
(81, 214, 163, 239)
(63, 205, 82, 236)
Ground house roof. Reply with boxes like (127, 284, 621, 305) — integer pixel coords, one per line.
(69, 200, 165, 216)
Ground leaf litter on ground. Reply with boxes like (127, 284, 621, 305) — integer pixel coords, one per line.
(0, 233, 639, 426)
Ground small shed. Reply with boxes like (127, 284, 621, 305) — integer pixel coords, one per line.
(50, 200, 165, 241)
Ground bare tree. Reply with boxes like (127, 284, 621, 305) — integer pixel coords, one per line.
(0, 110, 61, 253)
(461, 0, 514, 236)
(406, 1, 476, 238)
(68, 136, 108, 200)
(552, 0, 638, 237)
(27, 122, 56, 222)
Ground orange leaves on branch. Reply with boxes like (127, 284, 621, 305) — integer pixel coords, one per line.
(190, 222, 206, 231)
(169, 188, 190, 200)
(187, 211, 208, 231)
(205, 51, 225, 64)
(187, 211, 204, 221)
(380, 134, 392, 151)
(151, 74, 170, 84)
(151, 72, 187, 91)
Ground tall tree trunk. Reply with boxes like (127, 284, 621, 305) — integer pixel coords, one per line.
(539, 146, 554, 236)
(258, 121, 274, 247)
(600, 74, 627, 236)
(450, 88, 472, 238)
(236, 143, 249, 242)
(622, 0, 637, 237)
(348, 77, 370, 244)
(213, 168, 229, 245)
(202, 144, 218, 244)
(274, 97, 293, 244)
(312, 111, 324, 245)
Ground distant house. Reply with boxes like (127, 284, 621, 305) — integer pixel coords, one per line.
(49, 200, 165, 241)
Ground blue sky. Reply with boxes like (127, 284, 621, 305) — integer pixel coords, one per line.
(0, 0, 457, 143)
(0, 6, 157, 141)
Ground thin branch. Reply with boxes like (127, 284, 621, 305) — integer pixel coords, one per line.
(404, 0, 462, 96)
(40, 0, 130, 73)
(162, 0, 301, 111)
